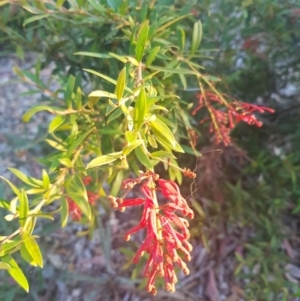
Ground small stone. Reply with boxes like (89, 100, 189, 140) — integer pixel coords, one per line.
(72, 288, 82, 297)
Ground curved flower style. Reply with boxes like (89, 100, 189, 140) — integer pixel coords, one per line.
(108, 172, 194, 295)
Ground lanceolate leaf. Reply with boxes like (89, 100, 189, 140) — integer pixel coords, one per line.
(65, 174, 91, 220)
(22, 234, 43, 268)
(23, 14, 49, 27)
(19, 190, 29, 227)
(60, 196, 69, 228)
(89, 90, 116, 99)
(150, 118, 176, 148)
(190, 20, 202, 56)
(135, 146, 152, 170)
(136, 21, 149, 62)
(146, 46, 160, 67)
(86, 152, 122, 169)
(23, 106, 64, 123)
(115, 67, 126, 101)
(2, 255, 29, 292)
(75, 52, 111, 59)
(134, 88, 146, 131)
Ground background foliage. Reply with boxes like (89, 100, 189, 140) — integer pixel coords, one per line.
(0, 0, 300, 300)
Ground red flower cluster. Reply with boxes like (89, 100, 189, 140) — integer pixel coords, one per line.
(67, 176, 98, 221)
(192, 92, 274, 145)
(108, 172, 194, 295)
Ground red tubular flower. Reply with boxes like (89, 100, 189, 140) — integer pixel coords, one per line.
(108, 173, 194, 294)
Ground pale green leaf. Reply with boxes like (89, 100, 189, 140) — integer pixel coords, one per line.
(48, 115, 66, 133)
(136, 21, 149, 62)
(2, 255, 29, 292)
(89, 90, 116, 99)
(115, 67, 126, 101)
(190, 20, 202, 56)
(22, 234, 43, 268)
(19, 190, 29, 227)
(134, 88, 146, 131)
(146, 46, 160, 67)
(86, 152, 122, 169)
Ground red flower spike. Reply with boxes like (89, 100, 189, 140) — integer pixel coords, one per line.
(108, 173, 193, 294)
(192, 92, 274, 145)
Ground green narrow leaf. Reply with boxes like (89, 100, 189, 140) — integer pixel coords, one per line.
(42, 170, 50, 189)
(19, 190, 29, 227)
(23, 14, 49, 27)
(2, 255, 29, 292)
(177, 27, 185, 53)
(135, 146, 152, 170)
(122, 140, 143, 156)
(65, 75, 75, 107)
(45, 139, 67, 151)
(22, 234, 43, 268)
(75, 52, 111, 59)
(147, 65, 197, 75)
(155, 14, 189, 37)
(89, 90, 116, 99)
(8, 168, 43, 188)
(86, 152, 122, 169)
(60, 196, 69, 228)
(115, 67, 126, 101)
(48, 115, 66, 133)
(190, 20, 202, 56)
(146, 46, 160, 67)
(179, 73, 187, 90)
(110, 171, 123, 197)
(65, 174, 91, 220)
(0, 199, 10, 210)
(107, 107, 123, 124)
(0, 176, 20, 197)
(23, 105, 63, 122)
(134, 88, 146, 131)
(136, 21, 149, 62)
(83, 68, 119, 87)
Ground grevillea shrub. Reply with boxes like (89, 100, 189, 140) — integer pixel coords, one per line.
(0, 0, 274, 295)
